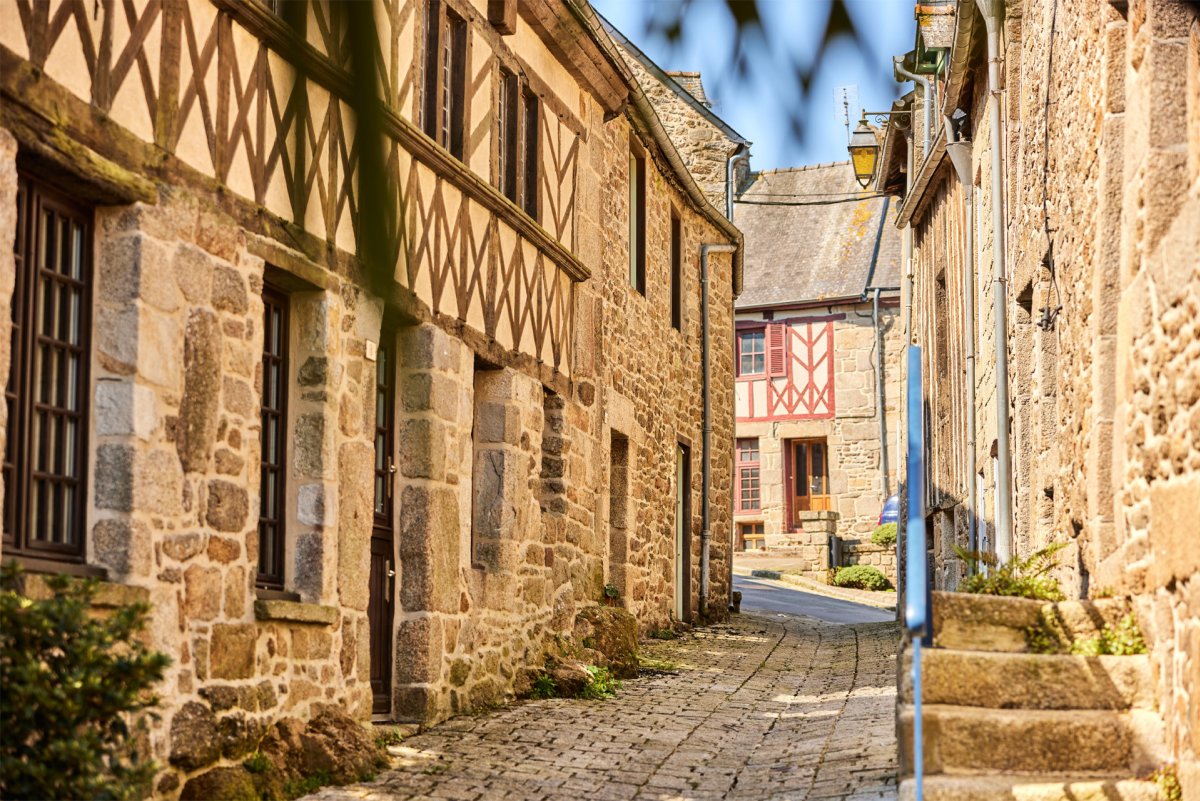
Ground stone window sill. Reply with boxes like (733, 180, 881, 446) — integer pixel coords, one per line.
(4, 561, 150, 608)
(253, 598, 338, 626)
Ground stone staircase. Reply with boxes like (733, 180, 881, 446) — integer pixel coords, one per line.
(898, 591, 1169, 800)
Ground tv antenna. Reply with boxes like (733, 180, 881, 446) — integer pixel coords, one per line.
(835, 85, 859, 143)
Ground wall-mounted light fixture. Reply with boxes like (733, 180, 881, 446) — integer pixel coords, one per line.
(848, 119, 880, 188)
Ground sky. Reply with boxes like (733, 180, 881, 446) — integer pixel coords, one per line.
(590, 0, 917, 171)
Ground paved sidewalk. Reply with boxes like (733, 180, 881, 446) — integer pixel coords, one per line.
(309, 613, 899, 801)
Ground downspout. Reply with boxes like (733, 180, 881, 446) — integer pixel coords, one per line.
(700, 243, 737, 619)
(976, 0, 1013, 562)
(727, 145, 750, 221)
(895, 57, 932, 157)
(865, 195, 893, 497)
(945, 120, 978, 565)
(901, 131, 915, 347)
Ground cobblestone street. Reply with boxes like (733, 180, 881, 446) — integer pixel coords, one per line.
(310, 610, 899, 801)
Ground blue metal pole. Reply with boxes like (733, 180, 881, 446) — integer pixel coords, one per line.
(905, 346, 927, 801)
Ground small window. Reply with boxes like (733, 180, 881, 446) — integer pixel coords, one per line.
(737, 330, 766, 377)
(670, 211, 682, 330)
(498, 68, 519, 202)
(738, 522, 765, 551)
(628, 147, 646, 294)
(422, 0, 468, 161)
(258, 286, 290, 590)
(521, 86, 539, 220)
(4, 175, 93, 562)
(736, 438, 761, 512)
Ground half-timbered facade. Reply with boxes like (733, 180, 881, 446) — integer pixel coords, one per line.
(0, 0, 741, 794)
(732, 163, 901, 557)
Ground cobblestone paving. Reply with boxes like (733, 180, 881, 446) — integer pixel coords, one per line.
(310, 613, 899, 801)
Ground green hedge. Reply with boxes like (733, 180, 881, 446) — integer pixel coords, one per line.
(871, 523, 897, 547)
(832, 565, 892, 592)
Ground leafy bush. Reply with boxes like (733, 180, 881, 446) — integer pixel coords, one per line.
(954, 542, 1067, 602)
(531, 673, 557, 699)
(1071, 614, 1147, 656)
(871, 523, 897, 547)
(579, 665, 621, 700)
(831, 565, 892, 592)
(0, 564, 170, 800)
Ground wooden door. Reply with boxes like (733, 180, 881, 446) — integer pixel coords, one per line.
(674, 443, 691, 623)
(369, 336, 396, 717)
(792, 439, 831, 520)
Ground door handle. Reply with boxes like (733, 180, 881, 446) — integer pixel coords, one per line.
(385, 559, 396, 579)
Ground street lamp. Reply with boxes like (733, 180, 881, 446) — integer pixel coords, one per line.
(848, 118, 880, 189)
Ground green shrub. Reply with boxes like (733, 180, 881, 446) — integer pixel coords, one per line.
(1071, 614, 1147, 656)
(831, 565, 892, 592)
(871, 523, 897, 547)
(531, 673, 557, 699)
(0, 564, 170, 800)
(579, 665, 621, 700)
(954, 542, 1067, 602)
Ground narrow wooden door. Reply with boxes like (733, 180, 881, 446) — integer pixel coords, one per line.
(792, 439, 832, 520)
(674, 443, 692, 623)
(369, 336, 396, 717)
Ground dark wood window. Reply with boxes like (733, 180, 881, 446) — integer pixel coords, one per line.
(521, 85, 539, 220)
(737, 329, 766, 377)
(4, 175, 92, 562)
(498, 68, 519, 202)
(736, 438, 760, 512)
(670, 210, 682, 330)
(496, 67, 540, 222)
(258, 287, 289, 590)
(629, 147, 646, 294)
(422, 0, 468, 160)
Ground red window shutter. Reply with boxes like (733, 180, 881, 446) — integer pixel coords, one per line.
(767, 324, 787, 377)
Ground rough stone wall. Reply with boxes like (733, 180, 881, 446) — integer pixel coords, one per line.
(899, 0, 1199, 789)
(0, 128, 14, 546)
(584, 94, 736, 630)
(10, 186, 381, 797)
(617, 48, 743, 213)
(733, 302, 903, 549)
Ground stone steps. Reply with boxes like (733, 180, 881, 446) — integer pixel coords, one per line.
(931, 591, 1131, 653)
(900, 649, 1153, 710)
(898, 774, 1165, 801)
(899, 704, 1164, 776)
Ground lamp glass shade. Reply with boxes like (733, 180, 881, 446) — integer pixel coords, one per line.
(848, 121, 879, 188)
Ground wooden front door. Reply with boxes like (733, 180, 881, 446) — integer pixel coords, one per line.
(369, 336, 396, 717)
(792, 439, 832, 519)
(674, 443, 692, 623)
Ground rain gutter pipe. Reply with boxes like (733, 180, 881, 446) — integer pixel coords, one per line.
(945, 118, 978, 563)
(700, 243, 737, 620)
(727, 145, 750, 221)
(894, 57, 932, 157)
(976, 0, 1014, 562)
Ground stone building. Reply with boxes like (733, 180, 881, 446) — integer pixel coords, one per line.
(731, 163, 903, 580)
(878, 0, 1200, 790)
(0, 0, 741, 794)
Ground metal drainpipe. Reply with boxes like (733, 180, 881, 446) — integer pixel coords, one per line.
(700, 243, 737, 619)
(976, 0, 1013, 562)
(894, 57, 932, 156)
(873, 289, 890, 497)
(945, 119, 978, 563)
(726, 146, 750, 221)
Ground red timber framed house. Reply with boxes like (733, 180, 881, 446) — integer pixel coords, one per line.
(731, 162, 902, 577)
(0, 0, 741, 794)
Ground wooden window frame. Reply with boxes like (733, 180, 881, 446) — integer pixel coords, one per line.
(737, 522, 765, 551)
(735, 438, 761, 512)
(421, 0, 469, 160)
(736, 328, 766, 377)
(258, 285, 290, 590)
(628, 144, 646, 295)
(670, 209, 682, 330)
(495, 65, 540, 223)
(4, 174, 93, 563)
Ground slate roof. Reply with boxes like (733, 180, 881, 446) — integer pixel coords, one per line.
(733, 162, 902, 309)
